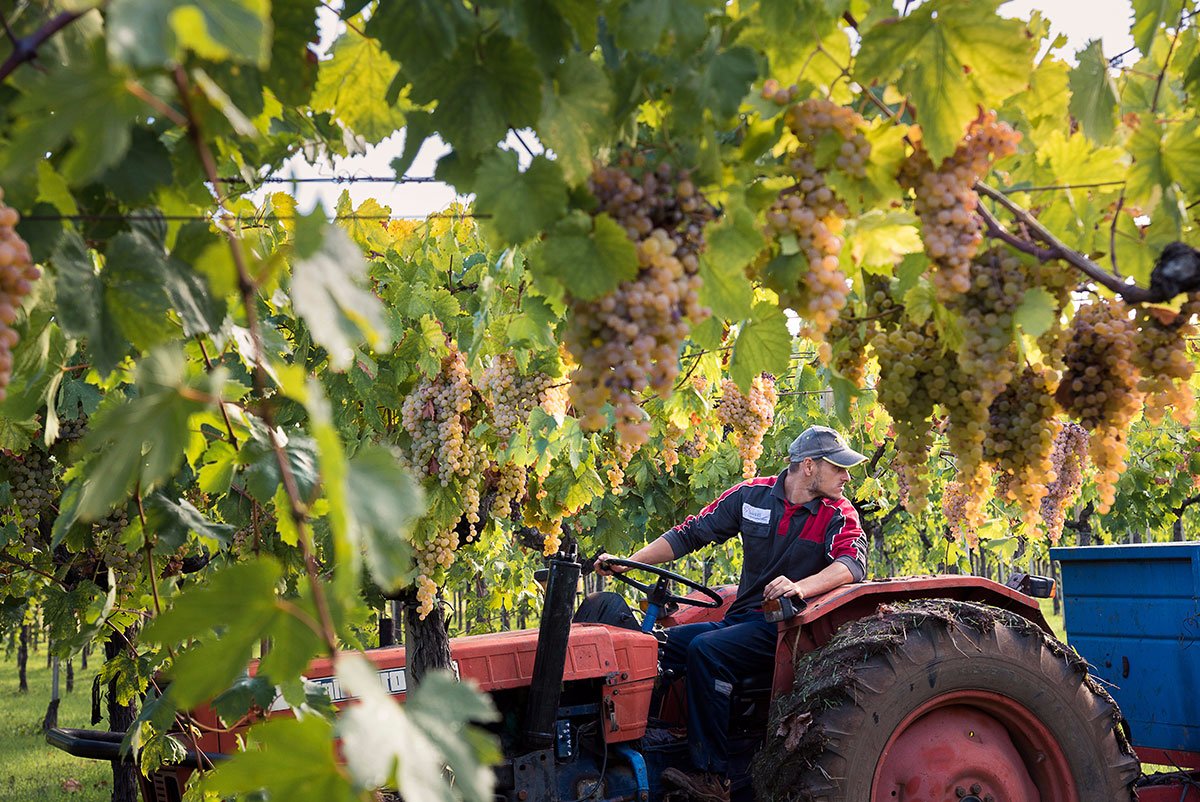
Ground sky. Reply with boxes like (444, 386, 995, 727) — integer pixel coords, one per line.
(253, 1, 1139, 218)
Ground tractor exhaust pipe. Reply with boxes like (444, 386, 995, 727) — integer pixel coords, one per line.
(522, 548, 581, 750)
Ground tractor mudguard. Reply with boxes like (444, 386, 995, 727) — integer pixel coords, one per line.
(771, 575, 1051, 695)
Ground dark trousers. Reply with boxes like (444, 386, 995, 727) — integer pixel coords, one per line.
(661, 610, 778, 774)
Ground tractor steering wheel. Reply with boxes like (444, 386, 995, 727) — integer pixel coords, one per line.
(599, 557, 723, 609)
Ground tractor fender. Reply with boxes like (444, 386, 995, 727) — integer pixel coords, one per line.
(772, 575, 1052, 697)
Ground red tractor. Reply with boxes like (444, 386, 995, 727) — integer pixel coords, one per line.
(50, 546, 1185, 801)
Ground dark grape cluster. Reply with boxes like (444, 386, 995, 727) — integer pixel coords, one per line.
(1040, 423, 1089, 543)
(55, 416, 88, 445)
(1056, 299, 1140, 512)
(984, 367, 1061, 536)
(716, 375, 778, 479)
(900, 113, 1020, 299)
(7, 445, 56, 539)
(1132, 294, 1200, 425)
(0, 190, 40, 399)
(567, 157, 718, 447)
(762, 99, 870, 345)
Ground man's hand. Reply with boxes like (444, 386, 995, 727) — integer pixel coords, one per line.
(593, 553, 628, 577)
(763, 575, 803, 602)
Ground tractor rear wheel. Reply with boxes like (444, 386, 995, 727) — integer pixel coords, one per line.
(752, 600, 1140, 802)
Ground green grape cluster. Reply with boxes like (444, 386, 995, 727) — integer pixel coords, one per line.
(984, 367, 1061, 537)
(1057, 299, 1140, 513)
(0, 189, 40, 400)
(900, 113, 1020, 299)
(568, 158, 717, 447)
(413, 529, 459, 619)
(716, 375, 778, 479)
(762, 99, 870, 345)
(1133, 295, 1200, 425)
(1040, 423, 1089, 543)
(873, 320, 941, 513)
(1030, 260, 1077, 370)
(7, 444, 56, 539)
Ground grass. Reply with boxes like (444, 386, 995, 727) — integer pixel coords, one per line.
(1038, 597, 1066, 642)
(0, 650, 112, 802)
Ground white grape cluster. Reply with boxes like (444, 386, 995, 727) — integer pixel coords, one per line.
(984, 367, 1061, 537)
(716, 375, 778, 479)
(1133, 295, 1200, 425)
(941, 481, 970, 542)
(568, 158, 717, 448)
(400, 348, 475, 486)
(900, 113, 1020, 299)
(481, 354, 567, 519)
(413, 528, 459, 619)
(605, 435, 640, 491)
(762, 99, 870, 344)
(661, 423, 685, 472)
(1057, 299, 1140, 513)
(0, 189, 38, 399)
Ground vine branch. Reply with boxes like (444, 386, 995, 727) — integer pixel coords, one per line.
(976, 182, 1160, 303)
(0, 9, 91, 82)
(173, 66, 339, 657)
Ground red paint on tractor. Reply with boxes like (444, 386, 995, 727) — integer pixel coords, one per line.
(871, 690, 1077, 802)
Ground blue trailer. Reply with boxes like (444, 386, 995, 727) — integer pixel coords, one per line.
(1052, 542, 1200, 800)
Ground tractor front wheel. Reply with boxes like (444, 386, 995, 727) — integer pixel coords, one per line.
(752, 600, 1140, 802)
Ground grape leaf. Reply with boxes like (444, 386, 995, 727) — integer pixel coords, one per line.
(346, 446, 424, 592)
(729, 302, 792, 391)
(528, 211, 638, 300)
(474, 152, 569, 246)
(737, 0, 846, 80)
(614, 0, 712, 52)
(1131, 0, 1176, 57)
(855, 0, 1036, 163)
(410, 35, 543, 157)
(290, 221, 390, 370)
(1013, 287, 1058, 339)
(265, 0, 319, 106)
(106, 0, 270, 68)
(1069, 41, 1119, 144)
(205, 716, 359, 802)
(698, 195, 762, 321)
(538, 53, 614, 185)
(312, 32, 408, 145)
(0, 43, 141, 185)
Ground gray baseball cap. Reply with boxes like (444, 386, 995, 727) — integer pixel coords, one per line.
(788, 425, 867, 468)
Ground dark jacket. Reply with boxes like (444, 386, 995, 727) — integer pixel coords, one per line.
(662, 470, 866, 617)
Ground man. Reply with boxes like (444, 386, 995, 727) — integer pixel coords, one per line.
(596, 425, 869, 802)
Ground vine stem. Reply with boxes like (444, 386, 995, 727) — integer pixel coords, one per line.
(0, 8, 91, 82)
(172, 66, 340, 657)
(975, 182, 1160, 303)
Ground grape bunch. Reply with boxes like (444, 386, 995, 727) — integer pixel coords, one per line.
(55, 416, 88, 445)
(716, 375, 778, 479)
(938, 248, 1035, 525)
(567, 158, 718, 447)
(481, 354, 564, 519)
(400, 348, 475, 486)
(93, 508, 136, 594)
(661, 423, 685, 472)
(605, 435, 640, 491)
(762, 99, 870, 344)
(1040, 423, 1089, 543)
(1030, 260, 1077, 370)
(941, 481, 970, 542)
(1056, 298, 1140, 513)
(825, 313, 872, 388)
(984, 367, 1061, 536)
(1132, 295, 1200, 425)
(6, 444, 57, 539)
(872, 320, 942, 513)
(900, 113, 1020, 299)
(0, 190, 39, 400)
(412, 528, 459, 619)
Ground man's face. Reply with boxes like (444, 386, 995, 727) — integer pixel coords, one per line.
(809, 459, 851, 500)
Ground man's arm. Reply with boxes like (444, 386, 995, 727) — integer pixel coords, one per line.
(763, 560, 853, 602)
(594, 536, 675, 576)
